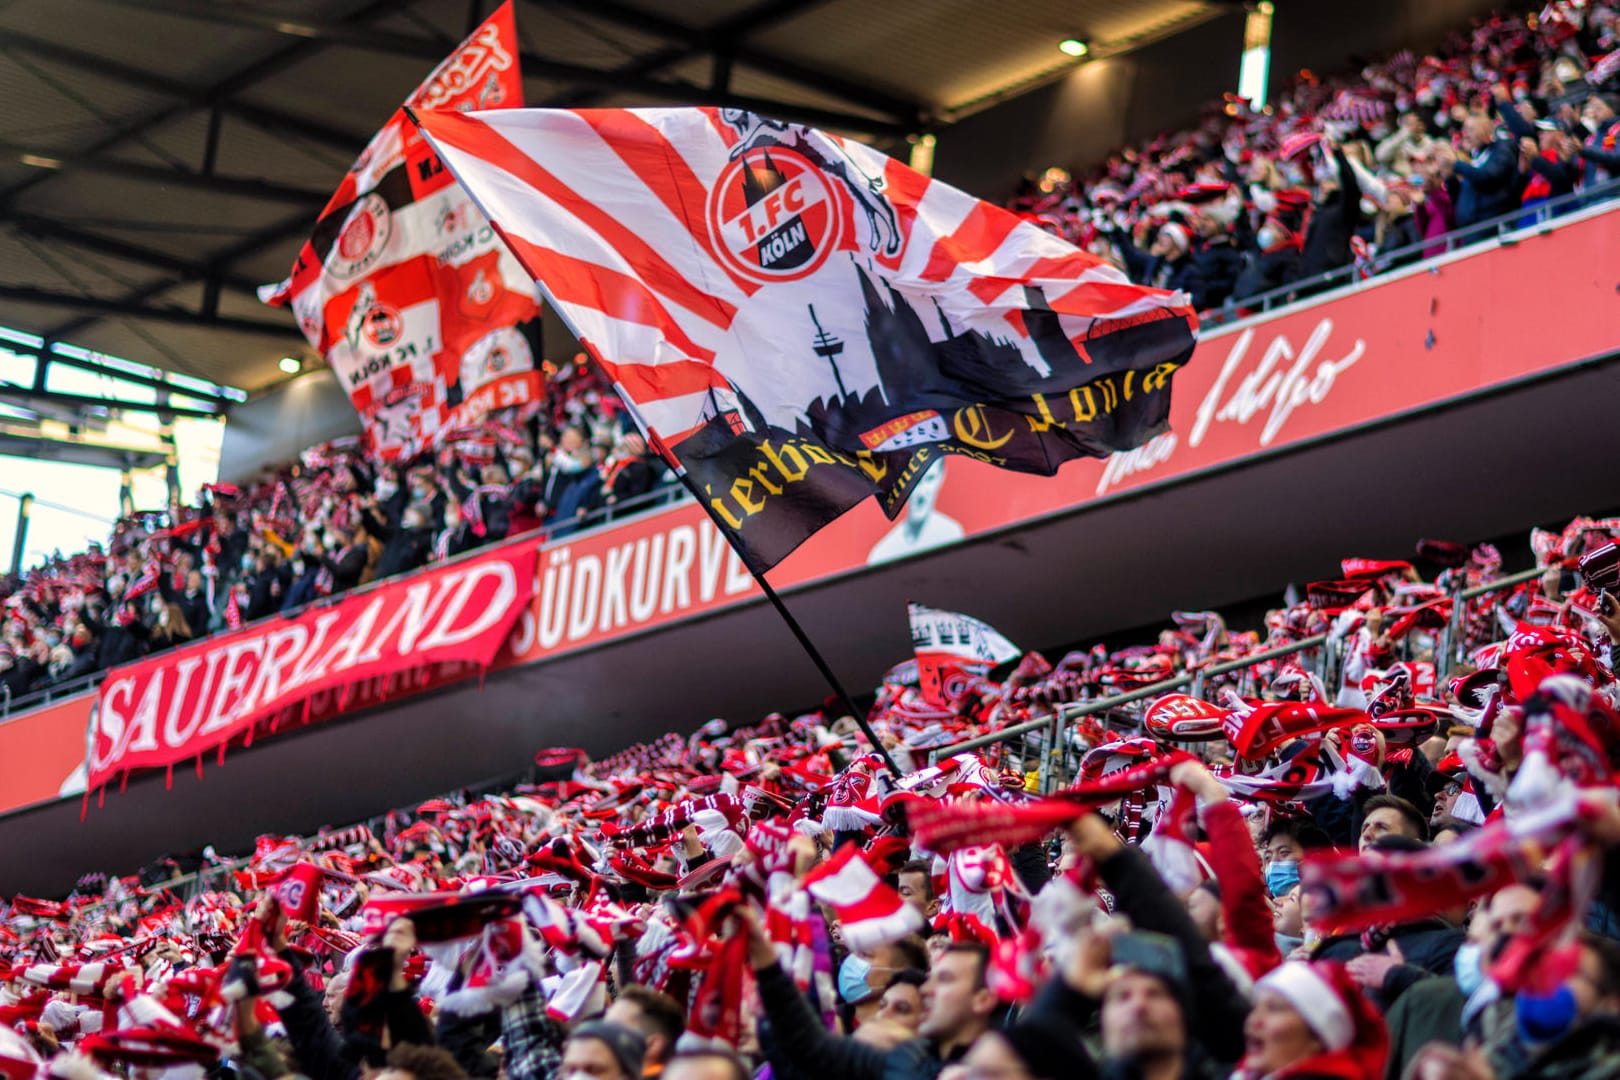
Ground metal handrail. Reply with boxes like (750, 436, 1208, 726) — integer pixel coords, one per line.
(928, 631, 1331, 766)
(1436, 564, 1548, 675)
(0, 480, 693, 724)
(1199, 177, 1620, 328)
(68, 765, 533, 918)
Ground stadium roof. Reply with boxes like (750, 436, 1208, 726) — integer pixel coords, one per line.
(0, 0, 1228, 396)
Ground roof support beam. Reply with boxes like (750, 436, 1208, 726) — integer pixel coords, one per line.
(541, 0, 833, 108)
(0, 285, 300, 339)
(0, 30, 371, 153)
(542, 0, 928, 126)
(8, 215, 268, 298)
(39, 204, 320, 343)
(0, 142, 331, 205)
(84, 0, 913, 136)
(0, 0, 401, 212)
(0, 386, 223, 420)
(0, 334, 238, 405)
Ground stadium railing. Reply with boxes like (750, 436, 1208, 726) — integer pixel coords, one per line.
(0, 479, 686, 722)
(1200, 177, 1620, 329)
(48, 567, 1580, 911)
(925, 564, 1555, 791)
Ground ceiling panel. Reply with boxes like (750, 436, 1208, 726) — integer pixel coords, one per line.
(0, 0, 1230, 391)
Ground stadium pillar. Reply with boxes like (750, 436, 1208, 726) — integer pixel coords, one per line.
(1239, 1, 1274, 108)
(908, 133, 936, 177)
(9, 493, 32, 577)
(119, 466, 135, 518)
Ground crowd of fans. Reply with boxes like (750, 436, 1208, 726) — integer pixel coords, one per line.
(12, 15, 1620, 1078)
(1009, 0, 1620, 310)
(8, 3, 1620, 710)
(6, 511, 1620, 1080)
(0, 357, 673, 707)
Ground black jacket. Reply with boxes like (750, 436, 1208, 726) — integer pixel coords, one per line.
(1184, 235, 1245, 310)
(1299, 149, 1364, 281)
(0, 656, 42, 703)
(1453, 138, 1521, 227)
(1312, 916, 1464, 1011)
(94, 616, 148, 670)
(1091, 844, 1250, 1065)
(323, 545, 369, 594)
(274, 951, 434, 1080)
(754, 959, 1097, 1080)
(1110, 231, 1195, 295)
(365, 506, 434, 581)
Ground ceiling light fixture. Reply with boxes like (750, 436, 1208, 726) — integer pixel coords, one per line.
(278, 356, 303, 374)
(1058, 38, 1089, 58)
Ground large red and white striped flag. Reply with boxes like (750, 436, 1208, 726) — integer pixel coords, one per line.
(262, 1, 540, 459)
(414, 107, 1198, 571)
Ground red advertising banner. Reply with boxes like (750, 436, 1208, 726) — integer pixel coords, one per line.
(85, 546, 538, 795)
(0, 207, 1614, 817)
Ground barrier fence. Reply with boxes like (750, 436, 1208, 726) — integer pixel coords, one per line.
(0, 480, 688, 723)
(928, 564, 1551, 791)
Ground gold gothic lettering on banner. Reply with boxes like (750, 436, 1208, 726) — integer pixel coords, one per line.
(702, 366, 1176, 528)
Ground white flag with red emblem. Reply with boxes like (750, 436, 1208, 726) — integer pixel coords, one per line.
(413, 106, 1197, 571)
(261, 1, 540, 458)
(909, 603, 1020, 707)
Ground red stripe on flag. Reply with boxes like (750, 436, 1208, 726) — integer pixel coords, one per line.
(701, 107, 740, 149)
(917, 203, 1022, 282)
(500, 233, 716, 364)
(966, 275, 1172, 315)
(603, 359, 727, 400)
(876, 157, 928, 270)
(965, 254, 1112, 304)
(1047, 280, 1197, 320)
(419, 111, 737, 330)
(575, 110, 761, 299)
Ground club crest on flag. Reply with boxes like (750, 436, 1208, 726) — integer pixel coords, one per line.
(330, 193, 393, 281)
(709, 146, 844, 284)
(346, 288, 403, 352)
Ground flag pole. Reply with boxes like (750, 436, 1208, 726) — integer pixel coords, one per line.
(402, 107, 902, 775)
(665, 467, 901, 777)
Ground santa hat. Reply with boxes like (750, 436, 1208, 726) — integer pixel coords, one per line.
(1157, 223, 1192, 251)
(1253, 961, 1387, 1076)
(802, 843, 923, 953)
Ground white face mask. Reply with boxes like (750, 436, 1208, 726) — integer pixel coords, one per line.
(1257, 225, 1280, 250)
(374, 481, 398, 500)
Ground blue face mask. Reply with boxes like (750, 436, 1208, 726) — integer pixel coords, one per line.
(1274, 932, 1304, 955)
(1454, 942, 1486, 997)
(837, 954, 874, 1004)
(1265, 859, 1300, 898)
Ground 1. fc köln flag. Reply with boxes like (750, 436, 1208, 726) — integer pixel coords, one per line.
(910, 603, 1021, 707)
(262, 1, 540, 458)
(413, 107, 1198, 571)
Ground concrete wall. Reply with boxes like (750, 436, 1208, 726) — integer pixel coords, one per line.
(932, 0, 1512, 200)
(217, 369, 361, 484)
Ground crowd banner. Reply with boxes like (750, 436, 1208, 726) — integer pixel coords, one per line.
(84, 546, 539, 799)
(412, 106, 1198, 573)
(261, 1, 540, 457)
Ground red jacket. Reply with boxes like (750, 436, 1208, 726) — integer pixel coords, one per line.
(1203, 799, 1282, 981)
